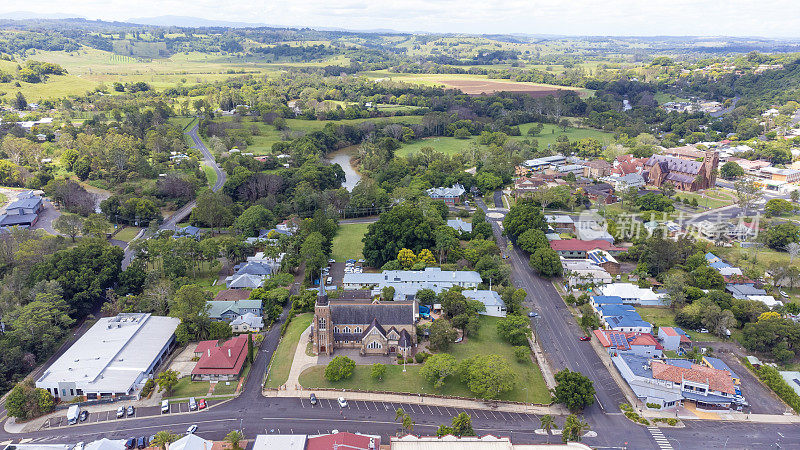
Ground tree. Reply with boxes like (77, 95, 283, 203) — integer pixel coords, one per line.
(152, 431, 180, 450)
(0, 159, 22, 186)
(764, 223, 800, 250)
(428, 318, 459, 351)
(11, 91, 27, 110)
(417, 248, 437, 266)
(7, 293, 75, 356)
(156, 369, 180, 396)
(791, 190, 800, 204)
(395, 408, 414, 434)
(53, 213, 84, 242)
(517, 228, 548, 254)
(554, 369, 595, 411)
(561, 414, 590, 443)
(169, 284, 212, 322)
(720, 161, 745, 180)
(5, 384, 27, 419)
(496, 315, 532, 346)
(371, 363, 387, 381)
(83, 214, 114, 238)
(420, 353, 457, 388)
(324, 356, 356, 381)
(529, 247, 562, 277)
(450, 412, 475, 436)
(660, 181, 676, 199)
(224, 430, 244, 450)
(503, 199, 547, 241)
(398, 248, 416, 269)
(540, 414, 555, 434)
(459, 354, 515, 399)
(232, 205, 275, 237)
(363, 202, 441, 267)
(190, 190, 234, 233)
(786, 242, 800, 264)
(734, 178, 762, 216)
(247, 333, 254, 363)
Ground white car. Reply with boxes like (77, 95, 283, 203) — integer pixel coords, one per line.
(780, 291, 789, 298)
(337, 397, 348, 408)
(186, 425, 198, 435)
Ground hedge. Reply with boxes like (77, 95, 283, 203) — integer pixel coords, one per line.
(743, 358, 800, 413)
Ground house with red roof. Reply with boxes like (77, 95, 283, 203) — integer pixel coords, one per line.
(306, 431, 380, 450)
(549, 239, 626, 258)
(191, 335, 248, 381)
(593, 329, 663, 358)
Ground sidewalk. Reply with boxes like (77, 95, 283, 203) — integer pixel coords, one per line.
(281, 325, 317, 390)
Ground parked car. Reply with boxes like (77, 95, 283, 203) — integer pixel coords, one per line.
(309, 393, 318, 405)
(127, 406, 135, 416)
(700, 328, 709, 333)
(116, 406, 125, 418)
(79, 410, 89, 422)
(780, 290, 789, 298)
(328, 259, 336, 264)
(136, 437, 146, 449)
(198, 399, 207, 410)
(579, 336, 591, 341)
(528, 311, 539, 318)
(337, 397, 348, 408)
(189, 397, 197, 411)
(161, 400, 169, 414)
(148, 436, 156, 446)
(186, 425, 198, 435)
(125, 438, 136, 449)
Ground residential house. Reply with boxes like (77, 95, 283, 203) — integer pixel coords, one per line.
(658, 326, 692, 352)
(643, 150, 718, 191)
(549, 239, 625, 259)
(174, 225, 201, 239)
(725, 284, 768, 300)
(446, 218, 473, 234)
(693, 220, 730, 240)
(587, 249, 620, 275)
(313, 284, 416, 356)
(593, 329, 664, 358)
(207, 299, 263, 321)
(606, 173, 646, 191)
(225, 274, 265, 289)
(513, 176, 546, 197)
(584, 183, 617, 204)
(575, 218, 615, 243)
(545, 214, 575, 232)
(595, 303, 652, 333)
(597, 283, 666, 306)
(276, 217, 301, 234)
(213, 289, 252, 302)
(0, 191, 44, 228)
(583, 159, 613, 178)
(230, 312, 264, 333)
(426, 184, 466, 205)
(562, 259, 612, 287)
(463, 290, 507, 317)
(191, 335, 248, 381)
(612, 155, 647, 176)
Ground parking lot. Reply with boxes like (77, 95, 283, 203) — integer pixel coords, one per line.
(41, 399, 222, 430)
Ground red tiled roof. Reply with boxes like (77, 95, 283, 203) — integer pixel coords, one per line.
(550, 239, 625, 252)
(192, 335, 248, 375)
(651, 360, 736, 394)
(307, 432, 379, 450)
(660, 326, 678, 337)
(595, 330, 662, 350)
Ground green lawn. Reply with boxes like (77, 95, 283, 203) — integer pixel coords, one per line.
(331, 223, 369, 262)
(265, 313, 313, 388)
(674, 191, 735, 209)
(202, 164, 218, 187)
(113, 226, 141, 243)
(636, 306, 722, 342)
(299, 316, 552, 404)
(167, 377, 211, 399)
(396, 123, 613, 157)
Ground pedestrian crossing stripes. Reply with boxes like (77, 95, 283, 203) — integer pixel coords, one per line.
(648, 426, 673, 450)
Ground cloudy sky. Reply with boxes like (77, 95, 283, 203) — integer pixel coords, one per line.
(3, 0, 800, 38)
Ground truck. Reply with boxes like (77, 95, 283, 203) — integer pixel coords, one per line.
(67, 405, 81, 425)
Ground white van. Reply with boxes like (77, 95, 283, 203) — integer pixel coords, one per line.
(161, 400, 170, 414)
(189, 397, 197, 411)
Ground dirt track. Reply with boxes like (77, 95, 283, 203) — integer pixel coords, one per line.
(439, 79, 568, 97)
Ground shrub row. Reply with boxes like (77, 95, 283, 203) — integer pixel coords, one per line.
(743, 359, 800, 413)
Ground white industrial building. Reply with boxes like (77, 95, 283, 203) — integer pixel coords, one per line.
(35, 313, 180, 400)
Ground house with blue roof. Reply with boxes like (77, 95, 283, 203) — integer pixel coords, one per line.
(705, 252, 723, 264)
(595, 303, 652, 333)
(447, 218, 473, 234)
(174, 225, 201, 239)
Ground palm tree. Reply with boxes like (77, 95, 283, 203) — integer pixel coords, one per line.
(402, 414, 415, 434)
(395, 407, 406, 422)
(540, 414, 555, 442)
(224, 430, 243, 450)
(152, 431, 179, 450)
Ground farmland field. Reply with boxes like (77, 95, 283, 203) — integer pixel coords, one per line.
(397, 122, 613, 157)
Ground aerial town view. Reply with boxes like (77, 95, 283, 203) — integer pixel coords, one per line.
(1, 1, 800, 449)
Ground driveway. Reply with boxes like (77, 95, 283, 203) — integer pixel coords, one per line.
(169, 346, 199, 378)
(32, 200, 60, 235)
(708, 346, 790, 414)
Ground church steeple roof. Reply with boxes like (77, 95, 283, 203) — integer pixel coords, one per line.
(317, 273, 328, 306)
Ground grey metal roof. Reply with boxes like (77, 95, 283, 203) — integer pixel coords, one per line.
(343, 268, 482, 285)
(647, 155, 703, 174)
(207, 299, 262, 318)
(6, 194, 42, 211)
(236, 261, 273, 276)
(447, 218, 473, 233)
(330, 302, 414, 325)
(463, 289, 506, 309)
(427, 184, 465, 198)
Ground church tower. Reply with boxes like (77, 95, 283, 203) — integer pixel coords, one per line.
(703, 150, 719, 189)
(313, 277, 332, 355)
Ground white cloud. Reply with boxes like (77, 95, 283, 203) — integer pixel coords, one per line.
(1, 0, 799, 37)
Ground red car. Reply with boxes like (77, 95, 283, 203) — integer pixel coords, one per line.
(579, 336, 591, 341)
(198, 399, 207, 410)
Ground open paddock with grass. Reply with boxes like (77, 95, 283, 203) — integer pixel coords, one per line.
(265, 313, 313, 388)
(298, 315, 551, 404)
(331, 223, 369, 262)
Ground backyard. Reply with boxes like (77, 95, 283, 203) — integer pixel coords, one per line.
(298, 315, 552, 404)
(636, 306, 722, 342)
(265, 313, 314, 388)
(331, 223, 369, 262)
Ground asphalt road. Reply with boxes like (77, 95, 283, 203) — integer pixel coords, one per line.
(121, 123, 226, 269)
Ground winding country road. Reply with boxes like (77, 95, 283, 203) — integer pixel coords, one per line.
(121, 122, 226, 269)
